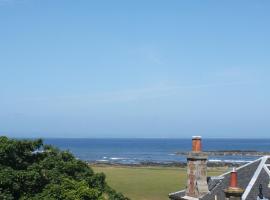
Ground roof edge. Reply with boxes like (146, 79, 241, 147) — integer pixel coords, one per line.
(218, 156, 268, 177)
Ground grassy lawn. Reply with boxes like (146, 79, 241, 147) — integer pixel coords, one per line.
(92, 166, 226, 200)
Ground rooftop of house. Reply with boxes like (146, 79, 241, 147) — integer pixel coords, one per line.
(169, 156, 270, 200)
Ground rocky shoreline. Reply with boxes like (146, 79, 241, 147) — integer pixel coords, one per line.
(174, 150, 270, 156)
(88, 150, 270, 168)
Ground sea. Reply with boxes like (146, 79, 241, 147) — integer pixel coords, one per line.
(43, 138, 270, 164)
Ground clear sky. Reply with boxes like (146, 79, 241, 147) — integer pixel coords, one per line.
(0, 0, 270, 138)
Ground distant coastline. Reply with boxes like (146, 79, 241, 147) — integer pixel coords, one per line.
(174, 150, 270, 157)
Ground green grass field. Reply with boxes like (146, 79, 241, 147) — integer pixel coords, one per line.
(92, 166, 226, 200)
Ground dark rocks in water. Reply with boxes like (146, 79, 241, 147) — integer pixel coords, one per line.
(174, 150, 270, 156)
(88, 150, 264, 168)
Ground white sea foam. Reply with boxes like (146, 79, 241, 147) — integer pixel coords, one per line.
(224, 159, 251, 163)
(97, 160, 109, 162)
(209, 159, 251, 163)
(110, 157, 126, 160)
(209, 159, 222, 162)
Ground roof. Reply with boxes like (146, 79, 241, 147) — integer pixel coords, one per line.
(169, 156, 270, 200)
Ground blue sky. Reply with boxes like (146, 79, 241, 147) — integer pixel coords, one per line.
(0, 0, 270, 138)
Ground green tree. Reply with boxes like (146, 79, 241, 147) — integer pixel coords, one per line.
(0, 136, 129, 200)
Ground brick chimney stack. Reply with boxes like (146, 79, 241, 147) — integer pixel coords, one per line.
(185, 136, 209, 198)
(224, 168, 244, 200)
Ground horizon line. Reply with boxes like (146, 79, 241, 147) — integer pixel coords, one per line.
(8, 136, 270, 140)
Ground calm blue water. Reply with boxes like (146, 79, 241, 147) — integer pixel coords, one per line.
(43, 138, 270, 164)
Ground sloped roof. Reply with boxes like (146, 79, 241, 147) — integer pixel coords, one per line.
(169, 156, 270, 200)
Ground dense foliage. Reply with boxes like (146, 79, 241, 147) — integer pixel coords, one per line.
(0, 136, 129, 200)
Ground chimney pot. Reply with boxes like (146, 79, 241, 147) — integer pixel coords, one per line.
(192, 136, 202, 152)
(229, 168, 238, 188)
(224, 168, 244, 200)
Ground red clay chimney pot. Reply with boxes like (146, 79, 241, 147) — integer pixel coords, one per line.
(192, 136, 202, 152)
(224, 167, 244, 199)
(229, 168, 238, 188)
